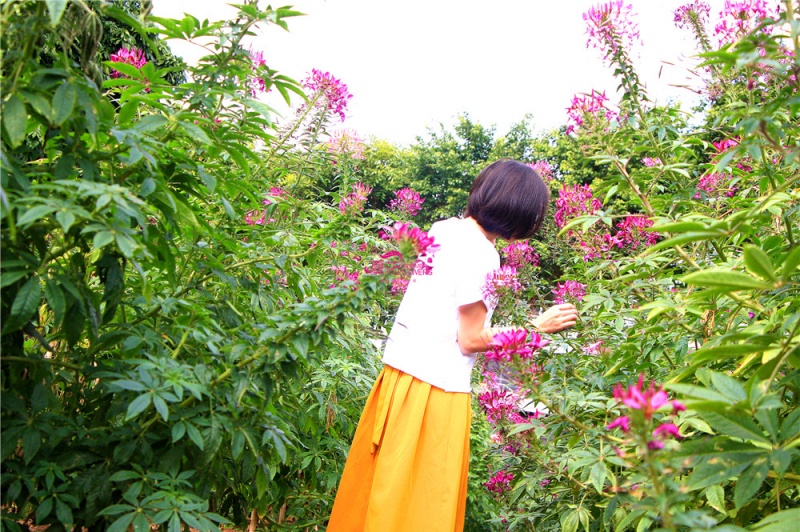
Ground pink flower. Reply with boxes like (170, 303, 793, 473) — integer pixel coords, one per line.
(674, 1, 711, 29)
(695, 172, 737, 199)
(478, 385, 521, 424)
(485, 470, 514, 494)
(653, 423, 682, 440)
(302, 69, 352, 122)
(555, 184, 603, 229)
(642, 157, 662, 167)
(583, 1, 641, 63)
(606, 416, 631, 433)
(388, 188, 425, 217)
(109, 47, 147, 78)
(615, 215, 658, 251)
(339, 182, 372, 214)
(485, 329, 549, 363)
(714, 0, 776, 45)
(370, 223, 440, 291)
(552, 280, 586, 305)
(647, 440, 665, 451)
(501, 241, 539, 269)
(612, 374, 671, 419)
(262, 187, 285, 205)
(328, 129, 366, 161)
(565, 90, 619, 135)
(528, 160, 554, 181)
(584, 340, 604, 355)
(482, 266, 524, 302)
(247, 48, 268, 95)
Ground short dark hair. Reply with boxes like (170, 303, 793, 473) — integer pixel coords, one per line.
(464, 159, 550, 240)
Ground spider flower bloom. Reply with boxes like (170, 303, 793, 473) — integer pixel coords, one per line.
(674, 1, 711, 29)
(484, 470, 514, 494)
(339, 182, 372, 214)
(485, 329, 549, 363)
(583, 1, 641, 63)
(247, 48, 267, 95)
(653, 422, 682, 440)
(694, 172, 737, 199)
(501, 241, 539, 270)
(327, 129, 366, 161)
(612, 374, 677, 420)
(552, 280, 586, 305)
(109, 47, 147, 78)
(262, 187, 285, 205)
(482, 266, 524, 302)
(714, 0, 776, 45)
(642, 157, 662, 167)
(528, 160, 554, 182)
(380, 222, 440, 277)
(302, 69, 352, 122)
(616, 215, 658, 251)
(555, 184, 603, 229)
(565, 90, 618, 135)
(606, 415, 631, 433)
(478, 387, 521, 424)
(388, 188, 425, 217)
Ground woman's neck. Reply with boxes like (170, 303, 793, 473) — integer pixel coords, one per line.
(464, 216, 498, 244)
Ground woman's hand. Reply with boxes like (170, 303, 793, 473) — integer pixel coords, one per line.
(530, 304, 578, 333)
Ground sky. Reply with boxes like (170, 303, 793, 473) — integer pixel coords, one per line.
(151, 0, 727, 146)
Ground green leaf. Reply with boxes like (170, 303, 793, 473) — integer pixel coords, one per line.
(3, 276, 42, 333)
(589, 462, 607, 494)
(55, 209, 76, 233)
(709, 371, 747, 402)
(689, 343, 766, 364)
(704, 485, 726, 514)
(781, 245, 800, 280)
(198, 165, 216, 193)
(751, 509, 800, 531)
(93, 231, 115, 249)
(36, 496, 54, 523)
(682, 269, 773, 291)
(125, 393, 151, 420)
(3, 95, 27, 147)
(185, 422, 204, 450)
(44, 0, 68, 25)
(242, 98, 275, 124)
(178, 121, 211, 144)
(55, 498, 73, 527)
(686, 460, 751, 491)
(16, 204, 57, 226)
(701, 412, 770, 444)
(107, 513, 136, 532)
(232, 429, 245, 460)
(666, 383, 734, 404)
(744, 245, 776, 282)
(779, 408, 800, 441)
(152, 394, 169, 421)
(52, 82, 77, 125)
(734, 457, 769, 508)
(1, 269, 29, 288)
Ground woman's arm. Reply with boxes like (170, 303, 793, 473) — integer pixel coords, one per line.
(457, 301, 579, 354)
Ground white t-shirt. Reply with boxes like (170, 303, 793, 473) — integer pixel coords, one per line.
(381, 217, 500, 392)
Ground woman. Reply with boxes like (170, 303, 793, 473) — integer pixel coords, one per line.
(328, 159, 578, 531)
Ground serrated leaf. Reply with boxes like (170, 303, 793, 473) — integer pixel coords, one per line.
(124, 393, 151, 420)
(705, 485, 726, 514)
(3, 95, 27, 147)
(589, 462, 607, 494)
(682, 269, 773, 291)
(53, 82, 77, 124)
(734, 457, 769, 508)
(709, 371, 747, 402)
(751, 508, 800, 531)
(3, 276, 42, 333)
(179, 121, 211, 144)
(743, 245, 776, 282)
(701, 412, 770, 444)
(44, 0, 68, 25)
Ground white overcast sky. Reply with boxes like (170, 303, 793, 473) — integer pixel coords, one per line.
(152, 0, 728, 145)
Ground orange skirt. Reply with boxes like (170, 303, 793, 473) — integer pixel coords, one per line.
(327, 365, 472, 532)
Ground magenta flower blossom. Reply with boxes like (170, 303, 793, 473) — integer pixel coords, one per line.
(528, 160, 554, 181)
(584, 340, 604, 355)
(552, 280, 586, 305)
(694, 172, 737, 199)
(714, 0, 776, 45)
(606, 415, 631, 433)
(653, 423, 682, 440)
(482, 266, 524, 302)
(612, 374, 677, 420)
(478, 375, 526, 424)
(555, 184, 603, 229)
(642, 157, 662, 167)
(339, 182, 372, 214)
(388, 188, 425, 217)
(485, 329, 549, 363)
(302, 69, 353, 122)
(109, 47, 147, 78)
(616, 215, 658, 251)
(501, 241, 539, 269)
(485, 470, 514, 494)
(373, 222, 440, 288)
(674, 1, 711, 29)
(247, 48, 268, 95)
(327, 129, 366, 161)
(565, 90, 619, 135)
(583, 1, 641, 63)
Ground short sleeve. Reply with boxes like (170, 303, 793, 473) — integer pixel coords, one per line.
(454, 249, 499, 309)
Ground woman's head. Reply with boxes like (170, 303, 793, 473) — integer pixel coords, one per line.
(465, 159, 550, 240)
